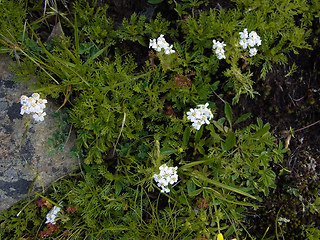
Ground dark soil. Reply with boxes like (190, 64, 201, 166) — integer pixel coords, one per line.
(241, 39, 320, 238)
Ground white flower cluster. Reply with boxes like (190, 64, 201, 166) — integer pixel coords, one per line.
(149, 34, 176, 55)
(277, 217, 290, 226)
(20, 93, 47, 122)
(212, 39, 226, 59)
(239, 28, 262, 57)
(153, 164, 178, 193)
(186, 103, 213, 130)
(45, 205, 61, 225)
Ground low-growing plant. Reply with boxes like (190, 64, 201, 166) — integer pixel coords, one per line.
(303, 223, 320, 240)
(0, 0, 26, 44)
(46, 109, 73, 155)
(0, 102, 288, 239)
(0, 0, 319, 239)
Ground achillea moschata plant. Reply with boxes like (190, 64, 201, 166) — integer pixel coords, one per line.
(0, 0, 319, 239)
(20, 93, 47, 122)
(153, 164, 179, 193)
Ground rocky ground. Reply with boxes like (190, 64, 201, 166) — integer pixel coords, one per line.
(0, 54, 78, 212)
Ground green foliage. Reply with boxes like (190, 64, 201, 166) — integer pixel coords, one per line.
(0, 0, 26, 44)
(303, 223, 320, 240)
(0, 102, 287, 239)
(180, 104, 287, 197)
(118, 13, 147, 45)
(46, 110, 74, 155)
(232, 0, 316, 77)
(178, 0, 319, 102)
(0, 200, 46, 238)
(145, 13, 173, 37)
(0, 0, 319, 239)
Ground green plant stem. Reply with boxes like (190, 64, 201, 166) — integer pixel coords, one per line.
(212, 196, 220, 233)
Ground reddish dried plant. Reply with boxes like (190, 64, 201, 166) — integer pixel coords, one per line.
(39, 223, 59, 238)
(66, 206, 77, 213)
(197, 198, 209, 209)
(164, 104, 176, 117)
(173, 74, 191, 87)
(149, 50, 156, 69)
(158, 97, 176, 117)
(35, 198, 52, 209)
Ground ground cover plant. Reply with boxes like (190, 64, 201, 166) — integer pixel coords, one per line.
(0, 0, 319, 239)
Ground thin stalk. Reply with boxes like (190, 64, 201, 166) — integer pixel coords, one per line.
(261, 226, 270, 240)
(295, 119, 320, 133)
(212, 196, 221, 233)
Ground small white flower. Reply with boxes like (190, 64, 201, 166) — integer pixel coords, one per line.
(161, 187, 170, 193)
(248, 38, 256, 47)
(153, 174, 162, 182)
(29, 102, 42, 113)
(212, 39, 226, 59)
(20, 105, 30, 115)
(163, 171, 171, 179)
(149, 34, 175, 55)
(168, 174, 178, 184)
(277, 217, 290, 226)
(215, 42, 226, 54)
(239, 38, 248, 49)
(217, 52, 226, 59)
(149, 39, 157, 49)
(239, 28, 248, 39)
(198, 103, 209, 109)
(154, 43, 162, 52)
(164, 44, 175, 55)
(212, 39, 218, 49)
(158, 40, 169, 50)
(45, 205, 61, 225)
(154, 164, 179, 193)
(157, 34, 166, 43)
(159, 164, 168, 172)
(254, 36, 262, 46)
(20, 95, 28, 105)
(249, 48, 258, 57)
(26, 97, 36, 107)
(37, 98, 47, 110)
(33, 112, 46, 122)
(158, 178, 169, 188)
(167, 166, 177, 175)
(187, 103, 213, 130)
(201, 115, 210, 124)
(20, 93, 48, 122)
(202, 108, 213, 120)
(187, 108, 200, 121)
(192, 120, 203, 130)
(32, 93, 40, 101)
(239, 28, 262, 56)
(248, 31, 261, 47)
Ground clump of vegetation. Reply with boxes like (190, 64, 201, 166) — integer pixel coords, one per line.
(0, 0, 319, 239)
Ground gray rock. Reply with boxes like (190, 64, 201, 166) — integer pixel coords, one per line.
(0, 101, 8, 112)
(0, 54, 79, 212)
